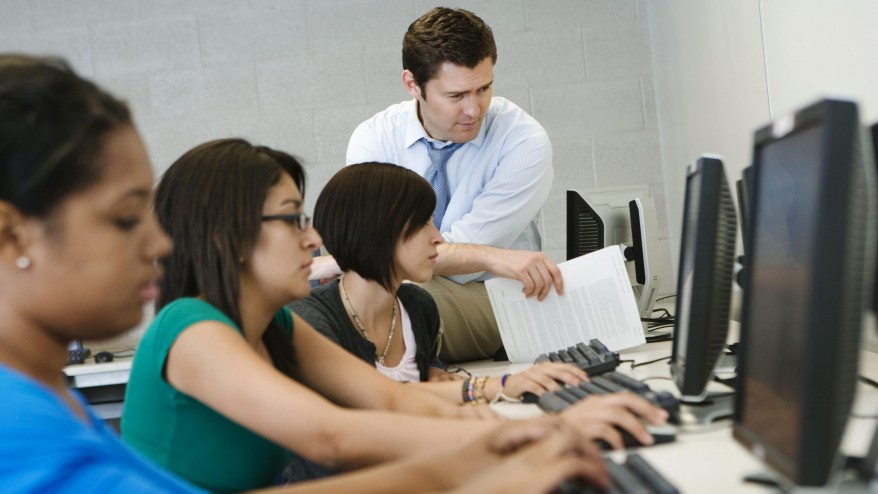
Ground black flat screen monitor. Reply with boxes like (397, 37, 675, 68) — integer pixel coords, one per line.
(871, 121, 878, 312)
(670, 156, 738, 402)
(732, 98, 875, 487)
(737, 165, 754, 252)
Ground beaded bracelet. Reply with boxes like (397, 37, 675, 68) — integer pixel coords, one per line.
(466, 377, 478, 405)
(461, 378, 471, 404)
(476, 376, 490, 404)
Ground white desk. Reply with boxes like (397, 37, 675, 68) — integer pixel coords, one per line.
(63, 331, 138, 423)
(461, 337, 878, 494)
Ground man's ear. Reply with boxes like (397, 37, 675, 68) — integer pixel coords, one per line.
(402, 70, 422, 100)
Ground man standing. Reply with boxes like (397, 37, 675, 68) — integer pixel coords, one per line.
(318, 7, 563, 362)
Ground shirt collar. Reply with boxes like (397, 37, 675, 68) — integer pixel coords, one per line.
(403, 99, 488, 150)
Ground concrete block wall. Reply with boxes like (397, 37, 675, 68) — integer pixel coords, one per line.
(1, 0, 671, 296)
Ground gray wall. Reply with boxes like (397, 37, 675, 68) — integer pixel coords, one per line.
(649, 0, 878, 277)
(0, 0, 669, 288)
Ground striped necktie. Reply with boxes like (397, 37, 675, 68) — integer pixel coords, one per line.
(423, 138, 462, 229)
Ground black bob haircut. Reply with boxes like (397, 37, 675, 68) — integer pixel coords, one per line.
(314, 162, 436, 291)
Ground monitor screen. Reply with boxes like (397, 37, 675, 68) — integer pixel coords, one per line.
(670, 156, 737, 403)
(733, 99, 873, 487)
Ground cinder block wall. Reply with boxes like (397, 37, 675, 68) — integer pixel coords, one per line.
(1, 0, 670, 294)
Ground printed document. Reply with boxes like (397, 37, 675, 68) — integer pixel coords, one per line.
(486, 246, 646, 362)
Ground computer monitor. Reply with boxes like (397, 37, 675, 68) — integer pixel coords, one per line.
(736, 165, 754, 252)
(628, 198, 661, 320)
(567, 186, 663, 324)
(733, 98, 876, 487)
(669, 156, 738, 411)
(870, 121, 878, 312)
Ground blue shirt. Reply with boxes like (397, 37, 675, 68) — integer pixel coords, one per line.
(0, 364, 203, 494)
(346, 97, 553, 283)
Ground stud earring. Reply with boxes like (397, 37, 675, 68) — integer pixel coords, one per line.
(15, 256, 31, 270)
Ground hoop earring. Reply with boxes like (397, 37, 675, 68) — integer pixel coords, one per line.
(15, 256, 31, 270)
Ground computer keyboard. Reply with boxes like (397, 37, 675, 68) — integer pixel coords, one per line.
(534, 339, 621, 376)
(537, 371, 681, 424)
(66, 347, 91, 366)
(554, 453, 680, 494)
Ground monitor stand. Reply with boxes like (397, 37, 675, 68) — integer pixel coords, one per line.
(633, 283, 672, 343)
(679, 376, 736, 425)
(680, 391, 735, 425)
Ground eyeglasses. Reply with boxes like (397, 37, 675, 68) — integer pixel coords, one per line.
(260, 213, 311, 231)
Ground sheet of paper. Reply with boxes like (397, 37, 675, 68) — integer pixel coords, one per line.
(486, 245, 646, 362)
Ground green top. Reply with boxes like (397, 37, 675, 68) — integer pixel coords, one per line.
(122, 298, 294, 493)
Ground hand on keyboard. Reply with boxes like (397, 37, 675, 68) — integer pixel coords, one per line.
(559, 392, 670, 451)
(502, 362, 588, 400)
(554, 453, 680, 494)
(450, 417, 610, 494)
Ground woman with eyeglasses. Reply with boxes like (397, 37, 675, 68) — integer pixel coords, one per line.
(121, 139, 633, 493)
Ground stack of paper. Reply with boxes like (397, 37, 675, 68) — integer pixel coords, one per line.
(486, 246, 646, 362)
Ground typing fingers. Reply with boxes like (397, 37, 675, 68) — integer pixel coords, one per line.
(504, 364, 584, 398)
(485, 417, 563, 454)
(463, 429, 610, 494)
(600, 391, 669, 425)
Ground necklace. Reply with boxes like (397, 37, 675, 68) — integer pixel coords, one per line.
(339, 276, 397, 366)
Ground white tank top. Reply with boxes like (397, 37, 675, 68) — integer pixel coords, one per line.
(375, 299, 421, 382)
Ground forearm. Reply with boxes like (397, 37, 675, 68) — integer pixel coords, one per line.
(384, 380, 470, 416)
(433, 242, 498, 277)
(260, 440, 494, 494)
(318, 408, 494, 470)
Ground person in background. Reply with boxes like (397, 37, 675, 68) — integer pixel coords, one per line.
(293, 162, 586, 404)
(312, 7, 561, 363)
(122, 138, 649, 492)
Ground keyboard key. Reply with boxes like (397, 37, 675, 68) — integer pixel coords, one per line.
(605, 458, 650, 493)
(579, 381, 610, 396)
(551, 453, 677, 494)
(625, 453, 680, 494)
(536, 339, 621, 377)
(591, 376, 626, 394)
(537, 393, 574, 413)
(604, 372, 651, 394)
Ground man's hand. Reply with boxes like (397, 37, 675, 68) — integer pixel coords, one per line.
(308, 254, 342, 282)
(486, 249, 564, 300)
